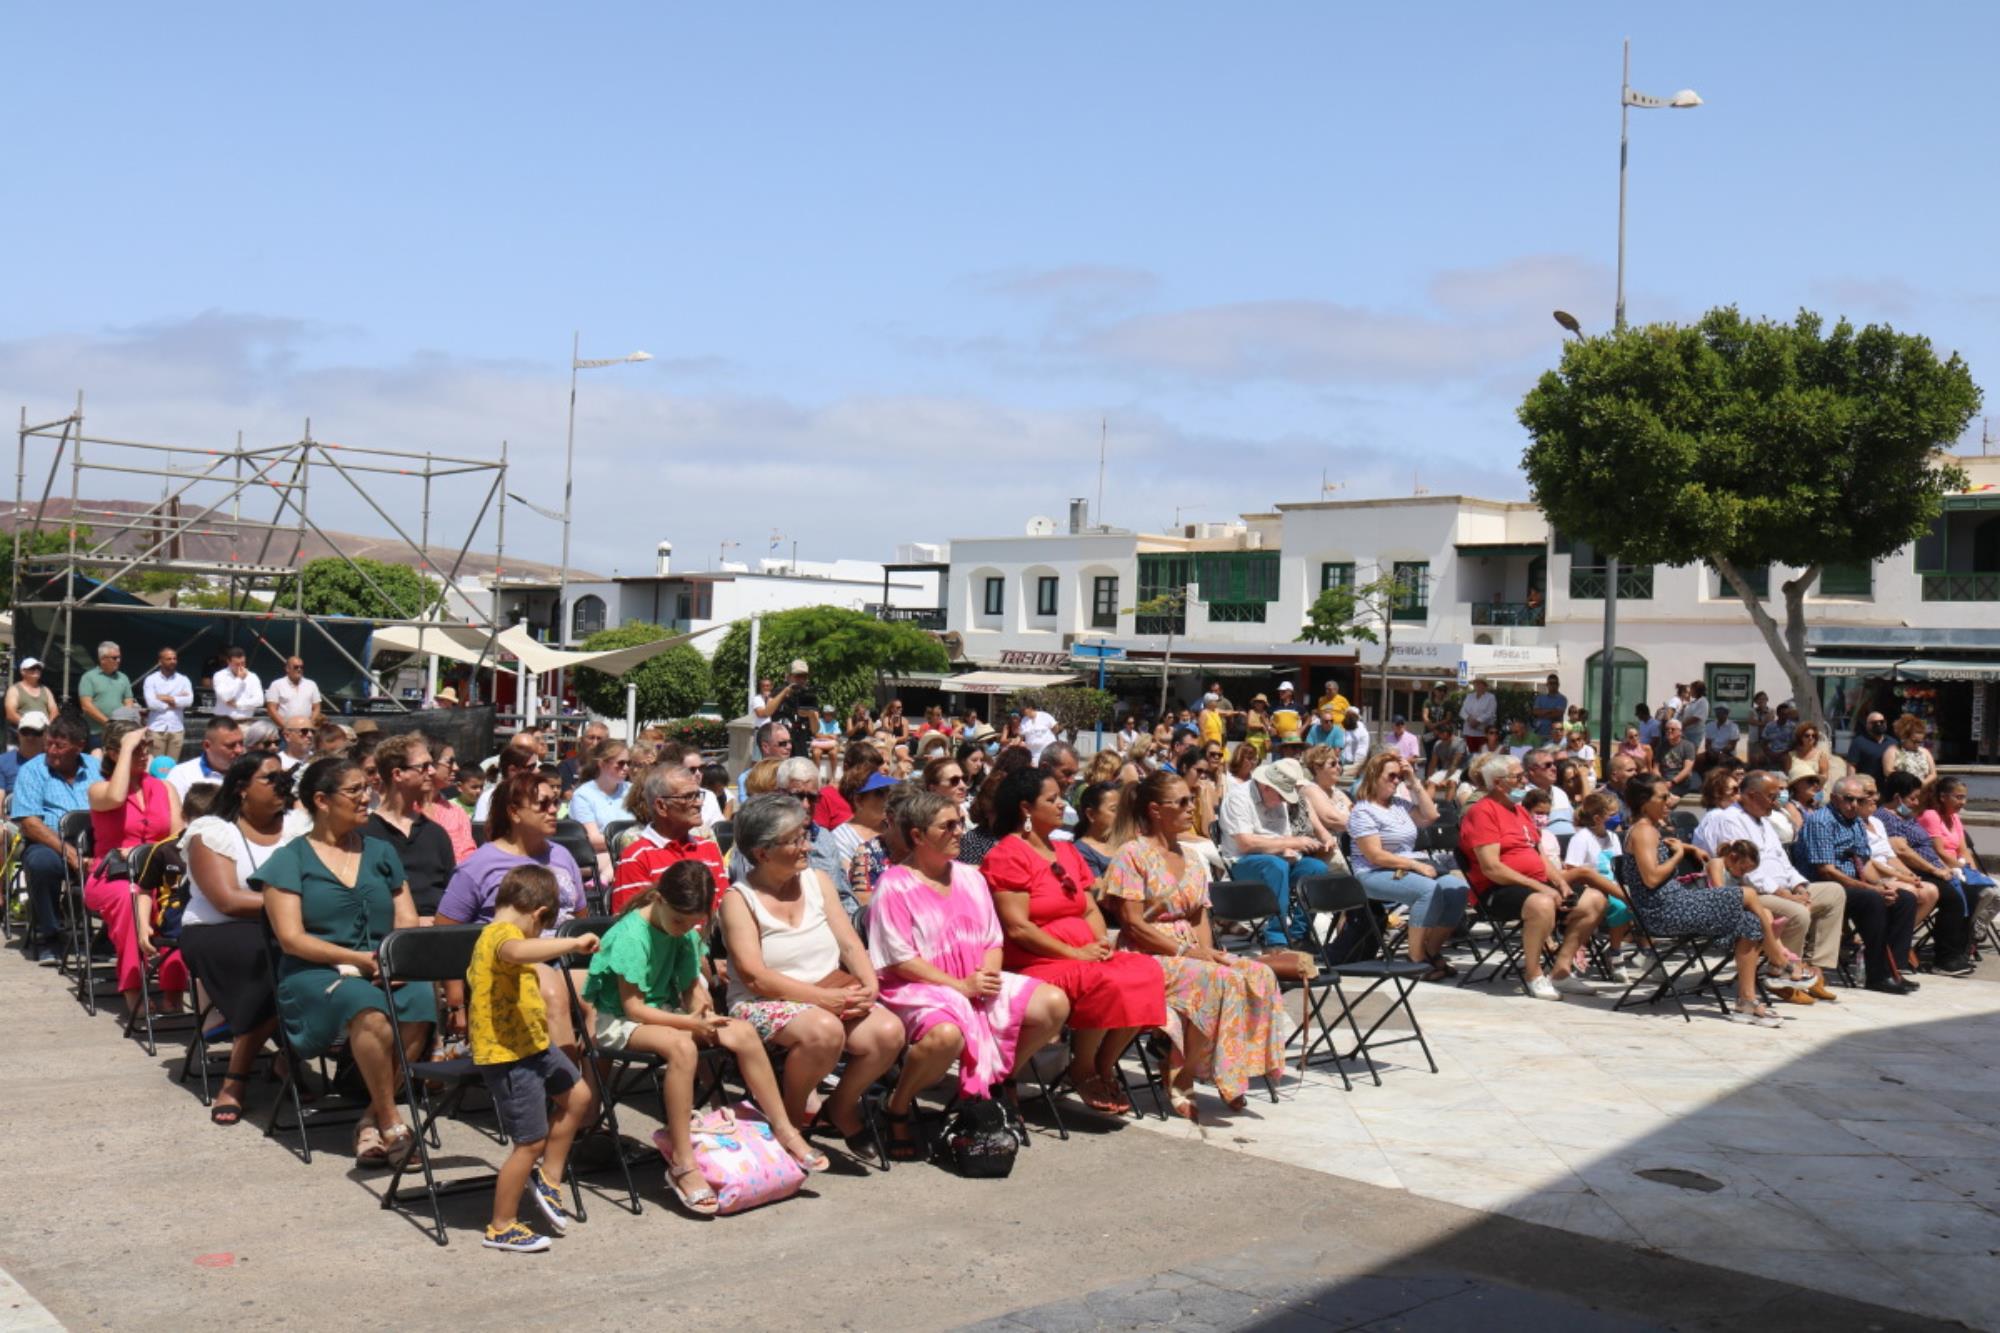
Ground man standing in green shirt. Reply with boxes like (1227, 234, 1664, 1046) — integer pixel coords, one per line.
(77, 641, 134, 743)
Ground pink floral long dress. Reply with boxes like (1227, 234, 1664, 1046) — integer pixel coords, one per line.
(1101, 838, 1288, 1102)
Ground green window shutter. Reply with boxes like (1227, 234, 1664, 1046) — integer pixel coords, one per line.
(1819, 561, 1873, 596)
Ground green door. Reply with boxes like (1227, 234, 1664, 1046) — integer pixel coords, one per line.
(1586, 648, 1648, 735)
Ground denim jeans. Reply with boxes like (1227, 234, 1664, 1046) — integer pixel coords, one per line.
(1229, 853, 1329, 947)
(22, 841, 67, 949)
(1354, 865, 1471, 930)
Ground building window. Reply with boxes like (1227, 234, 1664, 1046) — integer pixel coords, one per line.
(1091, 576, 1119, 629)
(1035, 576, 1059, 617)
(983, 577, 1004, 617)
(672, 584, 713, 623)
(1319, 561, 1355, 592)
(1391, 561, 1429, 622)
(1711, 563, 1769, 598)
(1819, 560, 1873, 597)
(1135, 553, 1191, 635)
(570, 594, 607, 641)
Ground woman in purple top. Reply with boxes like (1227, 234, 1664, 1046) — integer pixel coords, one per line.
(434, 769, 587, 1050)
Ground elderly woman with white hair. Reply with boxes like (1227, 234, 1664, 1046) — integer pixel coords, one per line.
(720, 793, 906, 1158)
(1457, 749, 1606, 1001)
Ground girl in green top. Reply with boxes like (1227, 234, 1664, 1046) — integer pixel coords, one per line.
(582, 862, 827, 1215)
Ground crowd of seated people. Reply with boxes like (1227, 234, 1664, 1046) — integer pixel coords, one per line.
(9, 665, 1991, 1250)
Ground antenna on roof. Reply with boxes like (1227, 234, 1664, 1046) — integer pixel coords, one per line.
(1412, 467, 1429, 496)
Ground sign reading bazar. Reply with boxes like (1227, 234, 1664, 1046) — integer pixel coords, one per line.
(998, 650, 1072, 668)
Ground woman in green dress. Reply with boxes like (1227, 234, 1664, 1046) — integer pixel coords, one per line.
(258, 757, 436, 1167)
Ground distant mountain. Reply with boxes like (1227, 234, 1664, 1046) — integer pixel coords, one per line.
(0, 497, 596, 582)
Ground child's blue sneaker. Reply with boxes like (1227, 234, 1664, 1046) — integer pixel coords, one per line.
(481, 1221, 549, 1253)
(530, 1170, 572, 1233)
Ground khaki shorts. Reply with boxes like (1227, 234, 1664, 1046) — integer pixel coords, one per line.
(592, 1009, 642, 1052)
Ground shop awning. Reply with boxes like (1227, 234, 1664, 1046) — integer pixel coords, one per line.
(1898, 657, 2000, 682)
(1453, 543, 1547, 559)
(1806, 655, 1914, 676)
(945, 670, 1081, 695)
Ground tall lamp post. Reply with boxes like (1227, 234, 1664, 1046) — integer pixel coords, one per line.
(1561, 41, 1700, 767)
(556, 333, 651, 719)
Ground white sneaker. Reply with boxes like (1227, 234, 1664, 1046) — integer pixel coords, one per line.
(1525, 975, 1563, 1001)
(1607, 962, 1637, 984)
(1551, 973, 1597, 996)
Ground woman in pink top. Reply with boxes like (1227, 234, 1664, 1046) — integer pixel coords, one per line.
(1918, 777, 1976, 870)
(85, 719, 185, 1013)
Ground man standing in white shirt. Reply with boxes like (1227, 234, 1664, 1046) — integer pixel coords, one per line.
(1459, 678, 1498, 744)
(1019, 703, 1059, 765)
(264, 656, 323, 729)
(1340, 711, 1370, 766)
(141, 647, 194, 762)
(212, 646, 265, 723)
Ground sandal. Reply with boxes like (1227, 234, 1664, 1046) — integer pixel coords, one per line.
(210, 1100, 245, 1126)
(782, 1137, 831, 1174)
(667, 1162, 720, 1217)
(378, 1121, 416, 1166)
(881, 1104, 926, 1162)
(805, 1102, 881, 1164)
(353, 1123, 389, 1167)
(1167, 1088, 1201, 1122)
(1073, 1074, 1129, 1115)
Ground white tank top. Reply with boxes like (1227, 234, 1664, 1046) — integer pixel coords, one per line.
(725, 872, 843, 1010)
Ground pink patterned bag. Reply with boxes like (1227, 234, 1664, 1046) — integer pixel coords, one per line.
(654, 1104, 804, 1215)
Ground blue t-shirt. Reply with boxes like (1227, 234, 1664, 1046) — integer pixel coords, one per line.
(0, 748, 23, 795)
(1347, 796, 1418, 872)
(1531, 692, 1567, 738)
(568, 779, 630, 832)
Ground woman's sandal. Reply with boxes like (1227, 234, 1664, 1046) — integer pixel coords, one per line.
(805, 1103, 880, 1163)
(1167, 1087, 1201, 1122)
(668, 1163, 721, 1217)
(377, 1121, 416, 1166)
(881, 1104, 926, 1162)
(783, 1137, 831, 1174)
(353, 1123, 389, 1167)
(211, 1072, 254, 1126)
(1073, 1074, 1129, 1115)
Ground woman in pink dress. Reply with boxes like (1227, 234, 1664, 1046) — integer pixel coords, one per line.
(868, 789, 1069, 1160)
(85, 719, 185, 1015)
(983, 769, 1166, 1115)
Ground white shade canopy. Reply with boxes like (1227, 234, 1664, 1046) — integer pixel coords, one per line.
(370, 621, 718, 675)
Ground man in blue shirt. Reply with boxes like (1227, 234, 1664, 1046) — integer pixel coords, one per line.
(1530, 674, 1568, 741)
(14, 714, 102, 964)
(1799, 775, 1918, 994)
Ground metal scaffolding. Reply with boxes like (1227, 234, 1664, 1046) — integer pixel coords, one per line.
(12, 394, 512, 712)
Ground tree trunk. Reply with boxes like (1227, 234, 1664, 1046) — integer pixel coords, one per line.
(1712, 554, 1827, 733)
(1158, 627, 1174, 718)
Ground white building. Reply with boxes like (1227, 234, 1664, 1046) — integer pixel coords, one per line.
(494, 541, 945, 655)
(940, 455, 2000, 761)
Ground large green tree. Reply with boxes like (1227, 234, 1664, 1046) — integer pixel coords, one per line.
(710, 605, 950, 717)
(1519, 307, 1980, 729)
(0, 528, 84, 612)
(572, 621, 712, 723)
(272, 556, 442, 620)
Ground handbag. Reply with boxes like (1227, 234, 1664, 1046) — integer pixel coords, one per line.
(656, 1104, 805, 1215)
(935, 1097, 1018, 1179)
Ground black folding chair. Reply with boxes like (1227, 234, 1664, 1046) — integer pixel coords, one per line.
(709, 819, 735, 857)
(122, 841, 199, 1056)
(604, 819, 640, 861)
(1607, 861, 1733, 1021)
(1208, 878, 1326, 1096)
(57, 811, 113, 1014)
(377, 924, 588, 1245)
(262, 918, 369, 1163)
(551, 819, 603, 911)
(1299, 874, 1438, 1084)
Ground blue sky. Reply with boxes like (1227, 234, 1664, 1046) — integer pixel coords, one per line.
(2, 3, 1993, 576)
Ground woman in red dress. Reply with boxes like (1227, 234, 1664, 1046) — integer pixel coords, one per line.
(983, 768, 1165, 1114)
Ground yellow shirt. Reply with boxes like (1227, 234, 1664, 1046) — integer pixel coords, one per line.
(1199, 709, 1224, 745)
(468, 920, 547, 1065)
(1319, 691, 1350, 724)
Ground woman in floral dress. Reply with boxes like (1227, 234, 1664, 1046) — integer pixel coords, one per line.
(1102, 771, 1287, 1119)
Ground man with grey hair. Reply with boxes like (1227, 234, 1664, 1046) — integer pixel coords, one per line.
(1801, 774, 1920, 993)
(610, 761, 727, 914)
(1458, 750, 1604, 1001)
(1694, 770, 1844, 1002)
(77, 641, 134, 745)
(1040, 741, 1081, 830)
(1655, 718, 1698, 796)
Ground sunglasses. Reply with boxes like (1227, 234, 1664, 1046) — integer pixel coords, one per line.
(934, 819, 965, 834)
(532, 796, 560, 811)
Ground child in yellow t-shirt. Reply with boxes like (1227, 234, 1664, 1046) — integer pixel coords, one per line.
(467, 865, 600, 1253)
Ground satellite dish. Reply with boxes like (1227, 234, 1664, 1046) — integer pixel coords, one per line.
(1025, 515, 1058, 536)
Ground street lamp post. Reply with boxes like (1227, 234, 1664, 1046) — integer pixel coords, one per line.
(556, 333, 651, 721)
(1591, 40, 1699, 766)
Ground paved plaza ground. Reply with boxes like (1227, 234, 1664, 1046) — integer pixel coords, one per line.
(1, 942, 1992, 1332)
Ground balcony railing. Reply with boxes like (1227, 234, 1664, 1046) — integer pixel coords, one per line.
(1922, 573, 2000, 602)
(1204, 601, 1268, 624)
(866, 604, 947, 630)
(1470, 601, 1545, 627)
(1136, 613, 1186, 636)
(1568, 567, 1655, 600)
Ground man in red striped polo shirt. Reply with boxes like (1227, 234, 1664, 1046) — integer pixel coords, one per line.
(611, 762, 728, 914)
